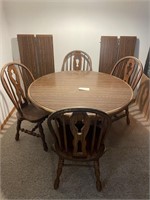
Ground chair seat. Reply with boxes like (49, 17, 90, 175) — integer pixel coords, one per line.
(55, 144, 105, 161)
(17, 104, 49, 122)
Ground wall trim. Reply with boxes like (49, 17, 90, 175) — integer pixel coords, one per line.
(0, 107, 16, 131)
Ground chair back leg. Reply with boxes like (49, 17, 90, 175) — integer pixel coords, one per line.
(38, 123, 48, 152)
(54, 157, 64, 189)
(15, 119, 22, 141)
(94, 160, 102, 191)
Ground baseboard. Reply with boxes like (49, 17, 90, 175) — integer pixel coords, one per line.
(0, 107, 16, 131)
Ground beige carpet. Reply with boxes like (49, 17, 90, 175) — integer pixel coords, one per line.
(0, 104, 149, 199)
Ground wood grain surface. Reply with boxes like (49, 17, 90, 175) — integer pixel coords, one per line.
(28, 71, 133, 115)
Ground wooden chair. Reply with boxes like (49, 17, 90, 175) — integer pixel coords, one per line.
(0, 62, 49, 151)
(61, 50, 92, 71)
(111, 56, 143, 124)
(47, 108, 111, 191)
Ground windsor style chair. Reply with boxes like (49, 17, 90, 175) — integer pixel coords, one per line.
(111, 56, 143, 124)
(0, 62, 49, 151)
(47, 107, 111, 191)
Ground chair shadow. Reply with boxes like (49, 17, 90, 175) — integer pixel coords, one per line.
(130, 74, 149, 122)
(0, 90, 9, 126)
(102, 112, 149, 190)
(102, 75, 150, 188)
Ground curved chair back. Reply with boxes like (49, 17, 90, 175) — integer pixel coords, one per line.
(111, 56, 143, 90)
(1, 62, 34, 116)
(47, 108, 111, 160)
(61, 50, 92, 71)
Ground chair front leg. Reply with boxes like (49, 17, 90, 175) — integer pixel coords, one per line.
(38, 123, 48, 152)
(125, 107, 130, 125)
(15, 118, 22, 141)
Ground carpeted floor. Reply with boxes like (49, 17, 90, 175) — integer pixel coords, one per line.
(0, 105, 149, 200)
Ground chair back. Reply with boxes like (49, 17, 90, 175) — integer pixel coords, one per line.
(0, 62, 34, 116)
(62, 50, 92, 71)
(111, 56, 143, 90)
(47, 108, 111, 161)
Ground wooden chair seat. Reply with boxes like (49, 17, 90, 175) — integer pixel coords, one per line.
(55, 144, 105, 161)
(18, 104, 49, 122)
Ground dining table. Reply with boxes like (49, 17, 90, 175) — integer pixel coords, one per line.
(28, 71, 133, 115)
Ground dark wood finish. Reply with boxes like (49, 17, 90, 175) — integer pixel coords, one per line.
(36, 35, 55, 76)
(99, 36, 118, 73)
(111, 56, 143, 124)
(47, 107, 111, 191)
(17, 34, 55, 78)
(118, 36, 137, 59)
(17, 34, 38, 78)
(99, 36, 137, 74)
(111, 56, 143, 90)
(0, 62, 49, 151)
(62, 50, 92, 71)
(28, 71, 133, 116)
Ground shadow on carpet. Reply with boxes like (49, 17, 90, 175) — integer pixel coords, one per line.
(0, 114, 149, 199)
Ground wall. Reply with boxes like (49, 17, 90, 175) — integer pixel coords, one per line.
(0, 0, 149, 125)
(0, 0, 13, 126)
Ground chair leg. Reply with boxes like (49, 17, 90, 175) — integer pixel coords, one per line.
(94, 160, 102, 192)
(125, 108, 130, 125)
(15, 119, 22, 141)
(54, 157, 64, 189)
(38, 123, 48, 152)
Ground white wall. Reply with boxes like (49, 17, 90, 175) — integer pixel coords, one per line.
(3, 0, 150, 70)
(0, 0, 149, 125)
(0, 0, 13, 125)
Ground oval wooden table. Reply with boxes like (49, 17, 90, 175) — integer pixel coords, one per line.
(28, 71, 133, 115)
